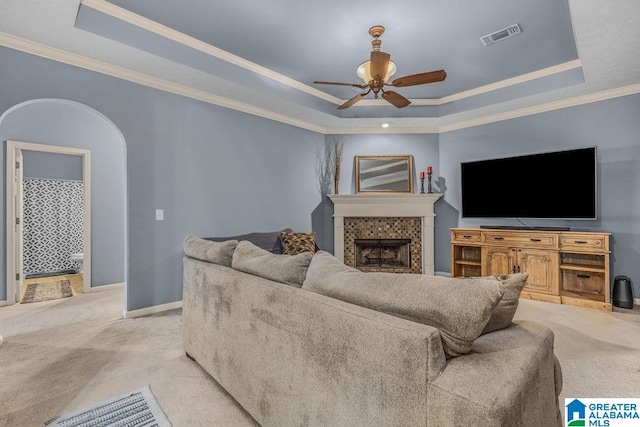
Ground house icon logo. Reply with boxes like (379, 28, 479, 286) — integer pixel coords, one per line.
(566, 399, 586, 426)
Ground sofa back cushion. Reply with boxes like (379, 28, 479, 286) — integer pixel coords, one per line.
(479, 273, 529, 334)
(302, 251, 504, 357)
(184, 236, 238, 267)
(204, 228, 292, 254)
(232, 241, 313, 287)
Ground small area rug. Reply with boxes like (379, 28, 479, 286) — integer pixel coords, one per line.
(45, 385, 171, 426)
(21, 280, 73, 304)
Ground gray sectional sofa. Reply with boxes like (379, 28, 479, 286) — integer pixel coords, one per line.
(182, 236, 562, 426)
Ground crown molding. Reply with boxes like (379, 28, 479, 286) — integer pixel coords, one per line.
(80, 1, 582, 110)
(1, 32, 639, 136)
(437, 59, 582, 105)
(0, 32, 325, 134)
(355, 59, 583, 107)
(438, 83, 640, 133)
(80, 0, 341, 105)
(325, 126, 439, 135)
(357, 98, 440, 107)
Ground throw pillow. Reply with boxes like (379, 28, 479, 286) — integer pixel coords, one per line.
(280, 231, 317, 255)
(232, 240, 313, 287)
(183, 236, 238, 267)
(204, 229, 292, 254)
(479, 273, 529, 334)
(302, 251, 504, 358)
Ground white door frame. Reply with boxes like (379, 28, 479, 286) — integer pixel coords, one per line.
(5, 140, 91, 304)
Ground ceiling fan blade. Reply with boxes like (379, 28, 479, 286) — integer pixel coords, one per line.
(370, 51, 391, 81)
(313, 81, 368, 88)
(390, 70, 447, 87)
(337, 92, 369, 110)
(382, 90, 411, 108)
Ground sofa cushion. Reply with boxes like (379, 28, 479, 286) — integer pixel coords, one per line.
(302, 251, 504, 357)
(232, 241, 313, 287)
(479, 273, 529, 334)
(280, 231, 317, 255)
(183, 236, 238, 267)
(204, 228, 292, 254)
(427, 321, 559, 426)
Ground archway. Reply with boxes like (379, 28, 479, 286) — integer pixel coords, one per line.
(1, 98, 127, 311)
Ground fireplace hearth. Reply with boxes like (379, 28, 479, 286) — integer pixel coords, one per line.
(355, 239, 411, 270)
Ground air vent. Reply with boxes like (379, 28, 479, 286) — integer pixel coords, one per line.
(480, 23, 522, 47)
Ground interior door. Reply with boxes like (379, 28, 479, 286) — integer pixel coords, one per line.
(14, 148, 24, 302)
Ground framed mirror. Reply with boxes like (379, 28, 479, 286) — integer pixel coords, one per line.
(355, 154, 414, 193)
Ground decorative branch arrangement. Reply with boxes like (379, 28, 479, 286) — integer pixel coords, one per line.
(316, 143, 333, 196)
(331, 137, 344, 194)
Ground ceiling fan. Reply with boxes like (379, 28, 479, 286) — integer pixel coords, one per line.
(314, 25, 446, 110)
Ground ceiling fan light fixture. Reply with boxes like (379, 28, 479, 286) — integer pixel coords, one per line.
(313, 25, 446, 110)
(356, 60, 397, 84)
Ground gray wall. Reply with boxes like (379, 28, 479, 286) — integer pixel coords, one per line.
(313, 133, 440, 255)
(22, 151, 83, 181)
(1, 99, 126, 294)
(0, 47, 324, 310)
(2, 45, 637, 306)
(333, 134, 440, 195)
(438, 93, 640, 297)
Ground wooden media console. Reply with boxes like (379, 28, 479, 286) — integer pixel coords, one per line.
(451, 228, 611, 311)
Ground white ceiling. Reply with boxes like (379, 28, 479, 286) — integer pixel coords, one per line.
(0, 0, 639, 133)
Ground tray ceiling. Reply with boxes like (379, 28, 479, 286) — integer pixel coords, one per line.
(1, 0, 639, 132)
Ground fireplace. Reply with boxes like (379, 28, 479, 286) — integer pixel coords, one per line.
(329, 193, 443, 275)
(344, 217, 422, 273)
(355, 239, 411, 270)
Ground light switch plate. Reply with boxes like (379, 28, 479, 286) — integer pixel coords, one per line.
(155, 209, 164, 221)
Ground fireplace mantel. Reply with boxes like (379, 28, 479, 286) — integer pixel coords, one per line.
(328, 193, 443, 275)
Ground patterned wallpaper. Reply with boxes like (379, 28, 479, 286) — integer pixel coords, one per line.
(23, 178, 84, 275)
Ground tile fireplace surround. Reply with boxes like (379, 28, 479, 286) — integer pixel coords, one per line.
(328, 193, 443, 275)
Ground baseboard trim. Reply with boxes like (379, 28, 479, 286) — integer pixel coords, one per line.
(89, 282, 124, 293)
(123, 300, 182, 319)
(0, 300, 7, 307)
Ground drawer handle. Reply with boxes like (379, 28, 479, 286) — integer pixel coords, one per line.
(494, 237, 504, 240)
(574, 240, 588, 244)
(530, 238, 541, 242)
(577, 273, 591, 279)
(463, 235, 472, 239)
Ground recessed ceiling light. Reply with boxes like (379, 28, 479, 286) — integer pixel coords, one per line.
(382, 123, 390, 128)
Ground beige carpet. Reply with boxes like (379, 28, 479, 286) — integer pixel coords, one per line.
(0, 288, 638, 426)
(0, 290, 257, 427)
(515, 299, 640, 404)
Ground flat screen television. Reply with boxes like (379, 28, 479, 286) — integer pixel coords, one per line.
(461, 147, 597, 219)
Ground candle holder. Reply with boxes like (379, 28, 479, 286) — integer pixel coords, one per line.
(427, 171, 433, 194)
(419, 177, 425, 194)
